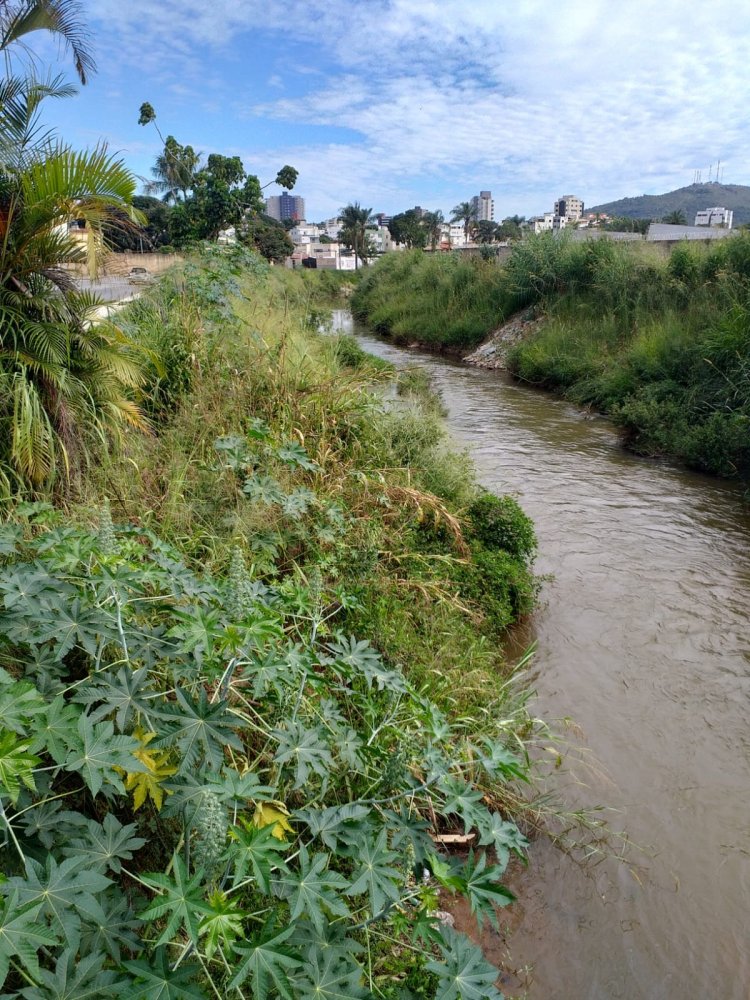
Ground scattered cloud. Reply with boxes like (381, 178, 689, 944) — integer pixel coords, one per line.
(40, 1, 750, 217)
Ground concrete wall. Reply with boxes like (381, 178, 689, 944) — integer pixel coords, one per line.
(64, 252, 182, 277)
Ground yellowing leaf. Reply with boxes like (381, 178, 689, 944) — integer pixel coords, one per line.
(124, 727, 177, 811)
(252, 800, 293, 841)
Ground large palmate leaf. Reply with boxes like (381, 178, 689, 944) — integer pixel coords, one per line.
(61, 814, 146, 874)
(325, 634, 409, 693)
(167, 607, 224, 669)
(0, 731, 39, 803)
(272, 721, 333, 789)
(228, 918, 301, 997)
(14, 948, 131, 999)
(79, 890, 141, 963)
(0, 676, 45, 735)
(154, 688, 242, 771)
(63, 715, 144, 797)
(73, 665, 155, 731)
(278, 846, 350, 933)
(28, 695, 81, 764)
(198, 890, 246, 960)
(344, 829, 402, 914)
(0, 891, 57, 988)
(296, 802, 371, 852)
(459, 851, 515, 930)
(293, 949, 368, 1000)
(4, 856, 112, 945)
(123, 947, 208, 1000)
(140, 855, 213, 946)
(427, 928, 504, 1000)
(28, 595, 115, 657)
(476, 812, 528, 868)
(226, 821, 288, 894)
(438, 775, 490, 834)
(275, 439, 320, 471)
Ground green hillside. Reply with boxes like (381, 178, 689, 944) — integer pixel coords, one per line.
(589, 182, 750, 225)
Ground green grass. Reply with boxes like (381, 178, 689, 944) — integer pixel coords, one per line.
(352, 250, 514, 349)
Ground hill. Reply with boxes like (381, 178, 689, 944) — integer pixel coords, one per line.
(589, 182, 750, 225)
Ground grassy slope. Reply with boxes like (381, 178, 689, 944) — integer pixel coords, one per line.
(353, 236, 750, 481)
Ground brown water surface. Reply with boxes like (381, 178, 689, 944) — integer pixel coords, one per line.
(335, 312, 750, 1000)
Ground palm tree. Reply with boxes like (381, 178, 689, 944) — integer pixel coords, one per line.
(450, 200, 477, 241)
(148, 135, 201, 203)
(339, 202, 373, 269)
(422, 209, 444, 251)
(662, 209, 687, 226)
(0, 0, 96, 84)
(0, 143, 147, 489)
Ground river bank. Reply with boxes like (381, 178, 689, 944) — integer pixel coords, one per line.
(337, 309, 750, 999)
(352, 236, 750, 484)
(0, 251, 544, 997)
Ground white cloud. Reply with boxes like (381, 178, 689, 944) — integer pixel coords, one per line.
(88, 0, 750, 216)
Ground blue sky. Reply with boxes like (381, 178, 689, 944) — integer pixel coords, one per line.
(27, 0, 750, 221)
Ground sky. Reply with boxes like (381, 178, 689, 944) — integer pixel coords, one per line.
(25, 0, 750, 221)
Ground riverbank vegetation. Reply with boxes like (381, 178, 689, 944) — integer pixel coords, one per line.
(352, 236, 750, 481)
(0, 240, 544, 997)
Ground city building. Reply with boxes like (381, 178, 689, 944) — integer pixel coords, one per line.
(471, 190, 494, 222)
(289, 223, 320, 245)
(694, 206, 733, 228)
(531, 212, 556, 234)
(554, 195, 584, 221)
(265, 192, 305, 222)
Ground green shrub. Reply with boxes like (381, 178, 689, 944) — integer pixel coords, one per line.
(466, 492, 537, 561)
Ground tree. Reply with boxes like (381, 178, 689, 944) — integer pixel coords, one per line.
(0, 0, 147, 490)
(237, 213, 293, 263)
(496, 217, 523, 241)
(387, 209, 427, 249)
(662, 210, 687, 226)
(0, 0, 96, 84)
(103, 195, 172, 251)
(0, 143, 147, 489)
(148, 136, 201, 203)
(450, 200, 477, 240)
(421, 209, 444, 250)
(339, 202, 373, 268)
(475, 220, 499, 244)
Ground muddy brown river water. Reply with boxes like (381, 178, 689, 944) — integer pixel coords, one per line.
(334, 312, 750, 1000)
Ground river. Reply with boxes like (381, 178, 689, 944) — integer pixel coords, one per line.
(333, 311, 750, 1000)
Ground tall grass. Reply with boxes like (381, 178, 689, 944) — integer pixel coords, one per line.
(354, 233, 750, 480)
(507, 234, 750, 479)
(76, 250, 540, 721)
(352, 250, 513, 349)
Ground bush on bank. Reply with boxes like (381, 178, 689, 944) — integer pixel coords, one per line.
(352, 235, 750, 480)
(0, 246, 540, 998)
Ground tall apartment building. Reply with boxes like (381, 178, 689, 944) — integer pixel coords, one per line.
(694, 206, 733, 228)
(554, 194, 584, 221)
(265, 192, 305, 222)
(471, 190, 494, 222)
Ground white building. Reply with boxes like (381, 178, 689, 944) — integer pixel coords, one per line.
(289, 223, 320, 245)
(323, 217, 343, 239)
(531, 212, 556, 234)
(694, 206, 733, 229)
(471, 190, 494, 222)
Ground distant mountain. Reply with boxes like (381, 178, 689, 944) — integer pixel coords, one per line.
(588, 183, 750, 226)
